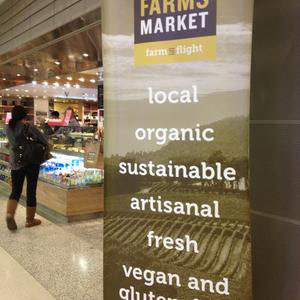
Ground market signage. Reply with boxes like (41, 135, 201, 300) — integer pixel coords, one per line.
(134, 0, 217, 65)
(103, 0, 253, 299)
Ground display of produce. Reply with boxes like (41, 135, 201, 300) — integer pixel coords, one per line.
(40, 152, 104, 188)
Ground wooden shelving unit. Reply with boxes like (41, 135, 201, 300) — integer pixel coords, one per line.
(0, 97, 34, 123)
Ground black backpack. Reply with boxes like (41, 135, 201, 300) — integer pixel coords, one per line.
(13, 124, 47, 165)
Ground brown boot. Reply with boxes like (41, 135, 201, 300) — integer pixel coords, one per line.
(25, 207, 42, 228)
(6, 199, 18, 231)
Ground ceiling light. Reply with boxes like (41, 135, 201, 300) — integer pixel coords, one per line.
(74, 84, 80, 89)
(5, 88, 9, 91)
(55, 61, 60, 65)
(17, 73, 21, 76)
(65, 83, 71, 88)
(67, 76, 73, 81)
(2, 78, 6, 81)
(56, 76, 61, 80)
(15, 89, 19, 92)
(25, 90, 29, 92)
(79, 77, 85, 82)
(32, 81, 37, 85)
(43, 81, 48, 86)
(53, 82, 59, 87)
(90, 79, 96, 83)
(83, 53, 89, 57)
(34, 68, 38, 72)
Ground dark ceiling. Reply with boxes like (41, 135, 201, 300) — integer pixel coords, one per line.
(0, 9, 102, 90)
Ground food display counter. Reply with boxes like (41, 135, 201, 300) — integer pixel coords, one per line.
(0, 125, 104, 222)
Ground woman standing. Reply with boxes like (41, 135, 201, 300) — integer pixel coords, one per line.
(5, 105, 49, 231)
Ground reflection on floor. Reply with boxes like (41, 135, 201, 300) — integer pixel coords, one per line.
(0, 194, 103, 300)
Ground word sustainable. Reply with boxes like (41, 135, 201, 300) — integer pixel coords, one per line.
(119, 161, 236, 181)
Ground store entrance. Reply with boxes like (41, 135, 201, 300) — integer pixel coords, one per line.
(0, 15, 104, 222)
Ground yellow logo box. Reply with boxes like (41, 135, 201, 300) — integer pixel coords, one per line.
(134, 35, 216, 65)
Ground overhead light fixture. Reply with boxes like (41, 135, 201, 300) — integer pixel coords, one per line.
(15, 89, 19, 92)
(17, 73, 21, 76)
(90, 79, 96, 83)
(74, 84, 80, 89)
(32, 81, 37, 85)
(43, 81, 48, 86)
(67, 76, 73, 81)
(65, 83, 71, 88)
(53, 82, 60, 87)
(56, 76, 61, 80)
(55, 61, 60, 65)
(79, 77, 85, 82)
(34, 68, 38, 72)
(25, 90, 29, 93)
(83, 53, 89, 57)
(2, 78, 6, 81)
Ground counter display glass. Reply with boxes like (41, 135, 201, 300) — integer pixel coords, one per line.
(0, 124, 104, 220)
(40, 152, 103, 189)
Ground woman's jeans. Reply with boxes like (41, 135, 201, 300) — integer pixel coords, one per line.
(9, 164, 40, 207)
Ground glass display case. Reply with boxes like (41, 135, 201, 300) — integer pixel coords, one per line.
(40, 152, 104, 189)
(0, 124, 104, 221)
(47, 126, 96, 155)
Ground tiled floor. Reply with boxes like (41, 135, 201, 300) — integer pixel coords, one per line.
(0, 247, 56, 300)
(0, 194, 103, 300)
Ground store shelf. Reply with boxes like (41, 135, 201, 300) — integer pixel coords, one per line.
(51, 149, 85, 157)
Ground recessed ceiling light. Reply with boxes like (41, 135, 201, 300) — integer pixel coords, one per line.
(15, 89, 19, 92)
(17, 74, 21, 76)
(67, 76, 73, 81)
(90, 79, 96, 83)
(5, 88, 9, 91)
(32, 81, 37, 85)
(25, 90, 29, 92)
(3, 78, 6, 80)
(55, 61, 60, 65)
(79, 77, 85, 82)
(83, 53, 89, 57)
(34, 68, 38, 72)
(56, 76, 61, 79)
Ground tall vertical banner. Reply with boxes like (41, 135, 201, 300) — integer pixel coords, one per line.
(103, 1, 254, 299)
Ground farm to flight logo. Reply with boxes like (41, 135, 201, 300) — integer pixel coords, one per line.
(134, 0, 217, 65)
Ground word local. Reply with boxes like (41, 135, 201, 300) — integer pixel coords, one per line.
(148, 85, 199, 104)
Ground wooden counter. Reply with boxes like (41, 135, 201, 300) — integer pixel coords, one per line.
(36, 181, 104, 222)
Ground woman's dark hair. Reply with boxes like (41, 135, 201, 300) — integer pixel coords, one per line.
(9, 105, 27, 130)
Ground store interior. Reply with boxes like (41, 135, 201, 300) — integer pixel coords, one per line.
(0, 14, 104, 223)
